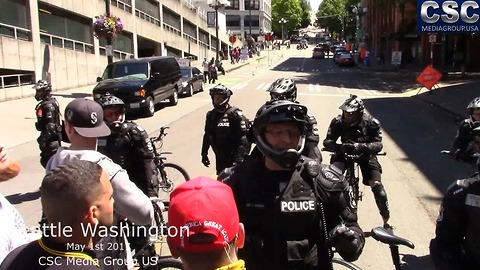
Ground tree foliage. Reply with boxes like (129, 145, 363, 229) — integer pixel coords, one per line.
(271, 0, 303, 36)
(299, 0, 312, 28)
(316, 0, 347, 34)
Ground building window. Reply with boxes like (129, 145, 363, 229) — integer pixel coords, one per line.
(135, 0, 160, 19)
(38, 5, 92, 45)
(226, 15, 240, 27)
(244, 15, 259, 27)
(0, 0, 30, 39)
(244, 0, 259, 10)
(226, 0, 239, 10)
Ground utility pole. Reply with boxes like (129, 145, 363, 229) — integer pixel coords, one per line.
(215, 4, 220, 61)
(105, 0, 113, 64)
(249, 0, 252, 36)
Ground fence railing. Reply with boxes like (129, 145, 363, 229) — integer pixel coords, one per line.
(0, 22, 30, 41)
(183, 33, 197, 43)
(0, 73, 35, 89)
(40, 32, 94, 53)
(99, 47, 132, 60)
(163, 23, 181, 35)
(111, 0, 133, 13)
(135, 9, 161, 26)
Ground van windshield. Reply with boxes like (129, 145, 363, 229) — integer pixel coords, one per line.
(102, 63, 149, 80)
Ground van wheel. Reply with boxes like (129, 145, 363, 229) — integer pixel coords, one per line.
(169, 90, 178, 106)
(144, 96, 155, 117)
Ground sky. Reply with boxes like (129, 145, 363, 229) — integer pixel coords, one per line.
(310, 0, 323, 13)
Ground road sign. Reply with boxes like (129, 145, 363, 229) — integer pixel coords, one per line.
(416, 65, 443, 90)
(429, 34, 437, 43)
(391, 51, 402, 65)
(229, 35, 236, 43)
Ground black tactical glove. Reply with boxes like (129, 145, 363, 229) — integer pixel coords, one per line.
(329, 224, 363, 257)
(343, 143, 367, 155)
(201, 155, 210, 167)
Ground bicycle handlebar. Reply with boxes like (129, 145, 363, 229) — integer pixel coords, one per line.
(321, 148, 387, 156)
(151, 126, 170, 143)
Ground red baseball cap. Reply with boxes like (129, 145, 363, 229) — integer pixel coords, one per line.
(168, 176, 239, 253)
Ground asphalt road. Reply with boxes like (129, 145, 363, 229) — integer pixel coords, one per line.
(1, 46, 471, 269)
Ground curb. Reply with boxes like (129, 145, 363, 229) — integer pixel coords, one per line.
(223, 56, 267, 74)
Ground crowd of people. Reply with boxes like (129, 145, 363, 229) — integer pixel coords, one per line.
(0, 76, 479, 269)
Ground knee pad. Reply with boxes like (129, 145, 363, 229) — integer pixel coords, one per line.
(372, 184, 390, 219)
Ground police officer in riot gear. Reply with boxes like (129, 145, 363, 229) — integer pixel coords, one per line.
(96, 95, 158, 270)
(201, 84, 251, 175)
(449, 96, 480, 163)
(34, 80, 63, 168)
(430, 155, 480, 269)
(96, 95, 158, 196)
(219, 100, 364, 270)
(323, 94, 391, 227)
(268, 78, 322, 162)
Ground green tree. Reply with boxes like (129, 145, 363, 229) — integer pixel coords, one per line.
(316, 0, 347, 34)
(272, 0, 302, 38)
(299, 0, 312, 28)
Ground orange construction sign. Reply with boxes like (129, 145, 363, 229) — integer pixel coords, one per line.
(416, 66, 442, 90)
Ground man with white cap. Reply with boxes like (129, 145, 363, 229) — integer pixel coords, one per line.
(45, 98, 153, 270)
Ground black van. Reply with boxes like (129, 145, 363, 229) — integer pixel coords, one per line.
(93, 56, 181, 117)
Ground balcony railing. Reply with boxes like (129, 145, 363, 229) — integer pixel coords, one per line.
(0, 23, 31, 41)
(40, 32, 94, 53)
(0, 73, 34, 89)
(99, 46, 132, 60)
(135, 9, 161, 26)
(163, 23, 181, 36)
(183, 33, 197, 42)
(111, 0, 133, 13)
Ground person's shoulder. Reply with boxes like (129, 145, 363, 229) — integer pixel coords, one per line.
(363, 113, 381, 127)
(312, 162, 348, 192)
(0, 241, 38, 269)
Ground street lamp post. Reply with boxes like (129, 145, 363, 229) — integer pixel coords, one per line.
(208, 0, 228, 61)
(248, 1, 252, 36)
(105, 0, 113, 64)
(279, 18, 287, 41)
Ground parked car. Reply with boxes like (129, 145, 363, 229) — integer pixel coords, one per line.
(337, 53, 355, 67)
(333, 50, 346, 63)
(312, 47, 325, 59)
(179, 66, 204, 97)
(92, 56, 181, 117)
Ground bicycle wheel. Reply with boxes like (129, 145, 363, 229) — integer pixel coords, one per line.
(158, 163, 190, 193)
(332, 258, 362, 270)
(155, 256, 183, 269)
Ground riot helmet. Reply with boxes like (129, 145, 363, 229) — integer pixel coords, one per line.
(33, 80, 52, 101)
(97, 95, 126, 132)
(252, 100, 307, 169)
(340, 94, 364, 124)
(268, 78, 297, 102)
(209, 84, 233, 110)
(467, 97, 480, 121)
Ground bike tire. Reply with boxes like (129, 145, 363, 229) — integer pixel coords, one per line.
(332, 258, 362, 270)
(158, 163, 190, 194)
(155, 256, 183, 269)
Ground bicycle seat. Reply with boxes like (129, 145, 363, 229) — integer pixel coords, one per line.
(370, 226, 415, 249)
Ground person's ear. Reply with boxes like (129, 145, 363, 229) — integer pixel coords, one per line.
(235, 223, 245, 249)
(86, 205, 100, 226)
(166, 238, 180, 259)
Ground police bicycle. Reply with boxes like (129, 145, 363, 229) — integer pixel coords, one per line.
(150, 126, 190, 194)
(322, 148, 386, 208)
(329, 226, 415, 270)
(131, 197, 184, 269)
(440, 150, 480, 177)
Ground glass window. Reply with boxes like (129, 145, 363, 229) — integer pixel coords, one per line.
(103, 62, 149, 80)
(0, 0, 29, 28)
(162, 7, 180, 29)
(39, 6, 91, 44)
(244, 15, 259, 27)
(135, 0, 159, 19)
(99, 33, 133, 53)
(244, 0, 259, 10)
(226, 15, 240, 27)
(226, 0, 239, 10)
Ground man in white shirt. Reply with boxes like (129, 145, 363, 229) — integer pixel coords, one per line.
(0, 146, 28, 264)
(202, 58, 209, 83)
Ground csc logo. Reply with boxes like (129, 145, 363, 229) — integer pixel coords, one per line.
(420, 1, 479, 24)
(39, 256, 62, 266)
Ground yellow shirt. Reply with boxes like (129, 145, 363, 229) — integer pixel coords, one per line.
(214, 260, 246, 270)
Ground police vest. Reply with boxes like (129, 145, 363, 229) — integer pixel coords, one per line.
(238, 158, 323, 267)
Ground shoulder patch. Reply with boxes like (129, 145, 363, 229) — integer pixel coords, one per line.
(235, 110, 243, 116)
(305, 160, 320, 177)
(318, 164, 348, 192)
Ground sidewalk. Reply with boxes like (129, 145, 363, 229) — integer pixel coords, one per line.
(412, 79, 480, 119)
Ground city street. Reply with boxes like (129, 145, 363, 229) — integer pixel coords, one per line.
(1, 46, 472, 269)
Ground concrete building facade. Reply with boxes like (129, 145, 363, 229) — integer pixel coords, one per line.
(0, 0, 232, 99)
(223, 0, 272, 41)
